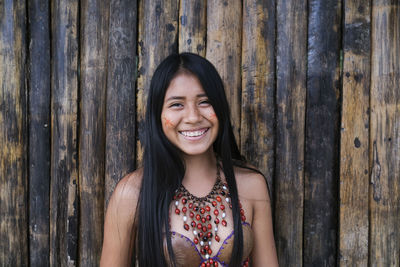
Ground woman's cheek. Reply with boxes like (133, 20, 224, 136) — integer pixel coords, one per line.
(162, 116, 175, 128)
(208, 111, 217, 122)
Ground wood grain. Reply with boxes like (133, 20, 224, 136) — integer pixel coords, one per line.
(105, 0, 137, 208)
(50, 0, 79, 265)
(206, 0, 242, 143)
(339, 0, 371, 265)
(369, 2, 400, 266)
(274, 0, 307, 265)
(79, 0, 109, 265)
(303, 0, 341, 265)
(178, 0, 206, 56)
(0, 0, 28, 265)
(28, 0, 51, 266)
(240, 0, 275, 198)
(136, 0, 179, 165)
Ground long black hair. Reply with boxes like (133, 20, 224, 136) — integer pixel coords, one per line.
(135, 53, 245, 266)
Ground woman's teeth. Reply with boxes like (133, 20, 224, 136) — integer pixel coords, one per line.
(180, 129, 207, 137)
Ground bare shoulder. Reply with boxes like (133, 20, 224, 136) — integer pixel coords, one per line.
(234, 165, 271, 202)
(106, 168, 143, 225)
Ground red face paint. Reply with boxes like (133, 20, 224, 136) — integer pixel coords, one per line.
(163, 117, 175, 128)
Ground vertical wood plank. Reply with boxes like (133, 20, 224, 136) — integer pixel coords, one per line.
(240, 0, 275, 196)
(79, 0, 109, 265)
(105, 0, 137, 208)
(339, 0, 371, 265)
(0, 0, 28, 265)
(136, 0, 179, 164)
(303, 0, 342, 265)
(370, 1, 400, 266)
(50, 0, 79, 265)
(274, 0, 307, 265)
(206, 0, 242, 143)
(28, 0, 51, 266)
(178, 0, 206, 56)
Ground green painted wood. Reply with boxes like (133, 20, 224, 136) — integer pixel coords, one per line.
(303, 0, 342, 265)
(79, 0, 110, 265)
(0, 0, 28, 265)
(49, 0, 79, 265)
(274, 0, 307, 265)
(28, 0, 51, 266)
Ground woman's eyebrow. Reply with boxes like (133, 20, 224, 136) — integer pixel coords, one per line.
(165, 94, 207, 102)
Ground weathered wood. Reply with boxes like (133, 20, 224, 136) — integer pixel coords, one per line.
(303, 0, 341, 265)
(240, 0, 275, 198)
(178, 0, 206, 56)
(274, 0, 307, 265)
(206, 0, 242, 143)
(50, 0, 79, 265)
(0, 0, 28, 265)
(105, 0, 137, 208)
(136, 0, 179, 164)
(370, 2, 400, 266)
(28, 0, 51, 266)
(339, 0, 371, 265)
(79, 0, 109, 265)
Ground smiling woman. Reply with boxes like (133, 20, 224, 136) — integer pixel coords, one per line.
(100, 53, 278, 267)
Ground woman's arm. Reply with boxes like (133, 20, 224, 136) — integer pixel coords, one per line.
(100, 170, 142, 266)
(248, 173, 279, 267)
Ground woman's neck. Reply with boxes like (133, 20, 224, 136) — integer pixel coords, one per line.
(181, 149, 219, 196)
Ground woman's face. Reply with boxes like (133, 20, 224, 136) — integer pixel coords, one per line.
(161, 73, 219, 156)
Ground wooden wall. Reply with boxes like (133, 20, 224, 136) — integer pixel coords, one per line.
(0, 0, 399, 266)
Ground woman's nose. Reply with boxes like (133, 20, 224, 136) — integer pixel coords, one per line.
(184, 104, 202, 123)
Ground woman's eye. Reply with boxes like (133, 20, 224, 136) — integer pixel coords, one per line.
(170, 103, 183, 108)
(199, 100, 210, 105)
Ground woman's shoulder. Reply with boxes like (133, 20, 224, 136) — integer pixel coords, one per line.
(106, 168, 144, 224)
(233, 164, 271, 202)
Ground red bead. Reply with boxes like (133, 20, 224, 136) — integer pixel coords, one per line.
(190, 212, 194, 218)
(201, 217, 206, 223)
(208, 249, 212, 255)
(194, 237, 199, 244)
(191, 221, 196, 227)
(209, 259, 214, 264)
(197, 223, 202, 229)
(184, 224, 189, 231)
(212, 201, 217, 207)
(205, 245, 209, 250)
(214, 218, 220, 224)
(189, 203, 193, 209)
(202, 226, 207, 232)
(214, 262, 218, 267)
(208, 223, 212, 230)
(214, 209, 219, 216)
(182, 207, 187, 213)
(178, 193, 182, 198)
(182, 198, 187, 204)
(241, 215, 246, 221)
(220, 204, 225, 210)
(206, 215, 212, 221)
(215, 235, 220, 242)
(240, 209, 244, 215)
(207, 232, 212, 238)
(216, 196, 222, 202)
(200, 208, 205, 214)
(202, 262, 206, 266)
(175, 208, 180, 215)
(173, 195, 177, 200)
(199, 232, 204, 238)
(206, 263, 210, 267)
(205, 205, 211, 211)
(196, 214, 201, 221)
(222, 220, 227, 226)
